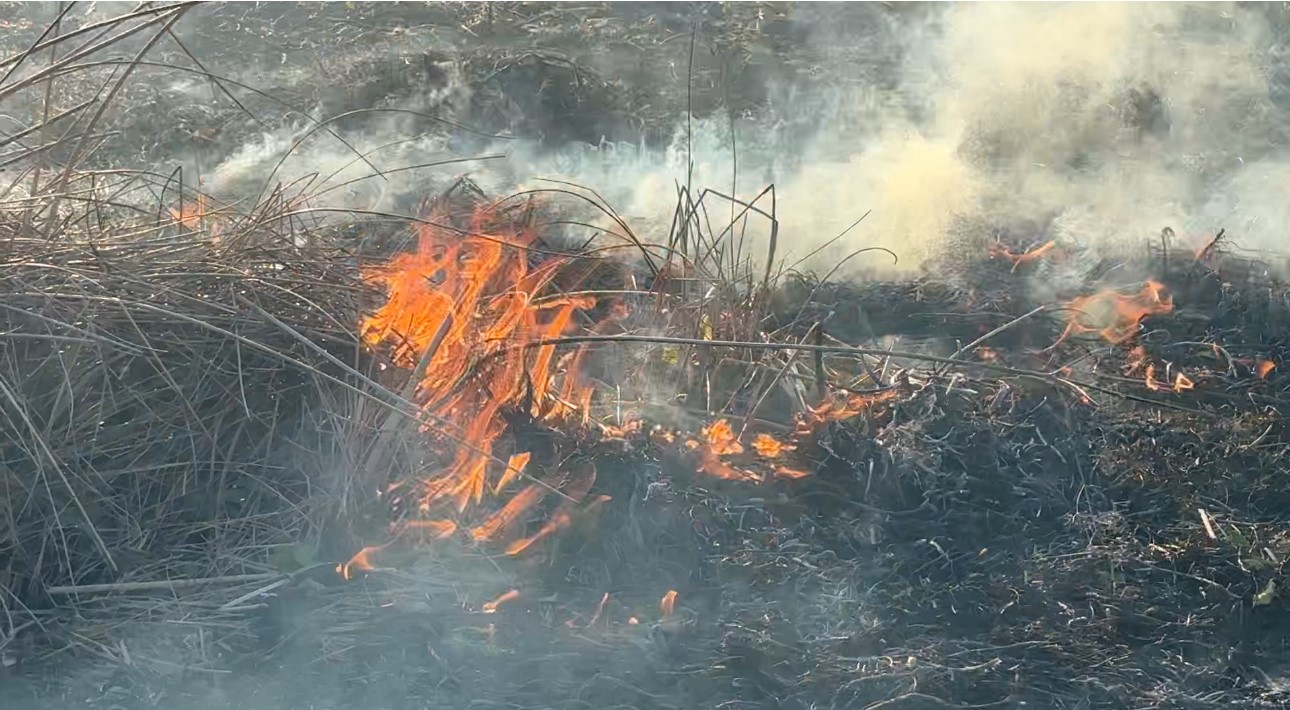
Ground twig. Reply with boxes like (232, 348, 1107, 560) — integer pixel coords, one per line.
(530, 333, 1217, 416)
(936, 305, 1047, 376)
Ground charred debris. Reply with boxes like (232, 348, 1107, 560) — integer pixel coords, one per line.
(1, 172, 1289, 710)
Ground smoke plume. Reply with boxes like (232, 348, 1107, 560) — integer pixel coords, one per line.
(199, 3, 1290, 278)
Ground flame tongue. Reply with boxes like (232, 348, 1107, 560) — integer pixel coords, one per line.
(359, 204, 602, 550)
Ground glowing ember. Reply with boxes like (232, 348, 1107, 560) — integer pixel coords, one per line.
(1058, 280, 1173, 345)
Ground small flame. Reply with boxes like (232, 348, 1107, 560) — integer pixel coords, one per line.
(804, 388, 901, 429)
(751, 433, 793, 459)
(1257, 359, 1276, 379)
(1058, 280, 1173, 345)
(1124, 345, 1149, 376)
(989, 240, 1056, 272)
(171, 194, 214, 232)
(702, 419, 744, 456)
(482, 589, 521, 614)
(405, 519, 457, 539)
(1145, 364, 1162, 391)
(470, 483, 547, 542)
(1145, 364, 1195, 393)
(774, 465, 810, 480)
(660, 590, 678, 619)
(493, 452, 531, 495)
(337, 543, 387, 581)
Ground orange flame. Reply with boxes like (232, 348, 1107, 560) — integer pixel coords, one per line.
(751, 433, 793, 459)
(337, 543, 387, 581)
(660, 590, 678, 619)
(505, 462, 597, 555)
(170, 194, 211, 231)
(482, 589, 520, 614)
(1058, 280, 1173, 345)
(701, 419, 744, 456)
(803, 388, 901, 430)
(1257, 359, 1276, 379)
(406, 519, 458, 539)
(493, 452, 531, 495)
(470, 483, 547, 542)
(1145, 364, 1195, 393)
(990, 240, 1056, 272)
(354, 202, 617, 560)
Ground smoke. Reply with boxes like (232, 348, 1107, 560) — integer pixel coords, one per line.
(494, 2, 1290, 277)
(197, 3, 1290, 279)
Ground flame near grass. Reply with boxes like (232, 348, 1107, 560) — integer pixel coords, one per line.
(346, 200, 905, 573)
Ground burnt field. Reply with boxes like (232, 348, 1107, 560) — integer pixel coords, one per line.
(3, 3, 1290, 710)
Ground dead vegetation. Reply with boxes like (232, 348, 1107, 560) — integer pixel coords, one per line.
(3, 5, 1290, 710)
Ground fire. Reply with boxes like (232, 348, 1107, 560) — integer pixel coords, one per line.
(701, 419, 743, 456)
(171, 194, 211, 230)
(482, 589, 521, 614)
(337, 543, 387, 581)
(803, 388, 901, 430)
(504, 463, 597, 555)
(493, 452, 531, 495)
(1144, 364, 1194, 393)
(989, 240, 1056, 272)
(405, 519, 458, 539)
(751, 433, 793, 459)
(346, 198, 905, 575)
(354, 202, 609, 561)
(660, 589, 678, 619)
(1058, 280, 1173, 345)
(1257, 359, 1276, 379)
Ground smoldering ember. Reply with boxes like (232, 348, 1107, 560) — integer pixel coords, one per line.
(3, 3, 1290, 709)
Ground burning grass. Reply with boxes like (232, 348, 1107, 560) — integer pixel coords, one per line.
(5, 9, 1290, 710)
(6, 162, 1290, 709)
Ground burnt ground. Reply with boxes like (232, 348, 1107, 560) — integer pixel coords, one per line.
(2, 3, 1290, 710)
